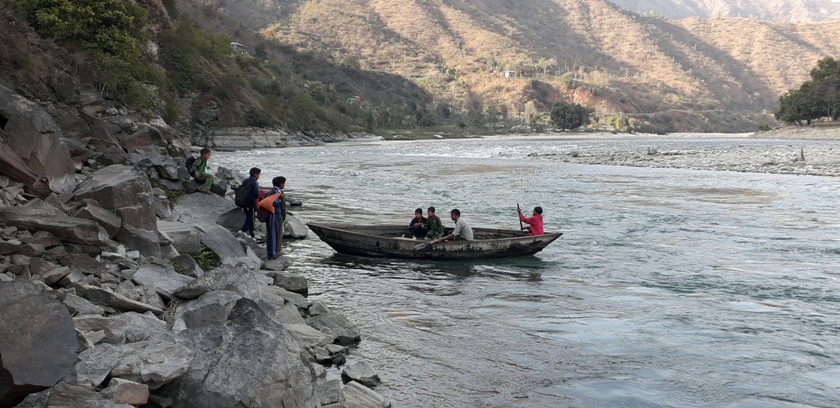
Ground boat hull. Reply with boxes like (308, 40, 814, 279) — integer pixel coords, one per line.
(307, 223, 562, 260)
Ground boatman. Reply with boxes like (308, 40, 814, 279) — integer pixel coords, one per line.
(518, 206, 544, 236)
(433, 209, 473, 244)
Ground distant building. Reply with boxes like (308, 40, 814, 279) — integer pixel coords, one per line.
(504, 70, 517, 78)
(230, 42, 248, 55)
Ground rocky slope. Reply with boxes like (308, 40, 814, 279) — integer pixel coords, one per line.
(0, 80, 389, 407)
(608, 0, 840, 22)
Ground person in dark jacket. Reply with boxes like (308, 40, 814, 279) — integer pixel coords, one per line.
(238, 167, 261, 238)
(408, 208, 428, 238)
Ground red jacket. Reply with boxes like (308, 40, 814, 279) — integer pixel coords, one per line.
(519, 213, 544, 236)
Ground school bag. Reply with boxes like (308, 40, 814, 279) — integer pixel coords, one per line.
(234, 178, 255, 208)
(256, 191, 283, 222)
(185, 156, 197, 179)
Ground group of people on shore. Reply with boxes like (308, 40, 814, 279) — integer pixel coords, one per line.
(188, 149, 287, 260)
(407, 205, 544, 244)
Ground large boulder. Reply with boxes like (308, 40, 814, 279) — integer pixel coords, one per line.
(0, 281, 79, 407)
(0, 206, 109, 246)
(159, 299, 319, 408)
(132, 263, 193, 300)
(196, 223, 260, 270)
(75, 165, 160, 256)
(14, 382, 134, 408)
(157, 221, 201, 256)
(0, 85, 76, 194)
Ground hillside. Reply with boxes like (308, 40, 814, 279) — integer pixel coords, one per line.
(608, 0, 840, 22)
(206, 0, 840, 132)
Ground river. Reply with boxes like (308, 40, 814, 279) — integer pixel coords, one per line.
(213, 135, 840, 408)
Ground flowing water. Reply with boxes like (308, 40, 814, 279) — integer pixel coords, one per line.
(214, 136, 840, 408)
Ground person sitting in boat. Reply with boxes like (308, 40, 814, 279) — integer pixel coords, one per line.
(518, 206, 544, 236)
(425, 206, 444, 240)
(408, 208, 428, 238)
(433, 209, 473, 244)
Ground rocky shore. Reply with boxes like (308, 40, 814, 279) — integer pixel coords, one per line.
(0, 83, 389, 408)
(194, 127, 355, 151)
(528, 129, 840, 177)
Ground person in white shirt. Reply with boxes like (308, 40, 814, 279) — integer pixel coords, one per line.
(433, 208, 474, 244)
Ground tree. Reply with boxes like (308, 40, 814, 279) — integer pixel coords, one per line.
(550, 101, 593, 130)
(777, 57, 840, 124)
(11, 0, 147, 59)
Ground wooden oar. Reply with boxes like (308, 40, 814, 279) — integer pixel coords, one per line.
(517, 203, 524, 231)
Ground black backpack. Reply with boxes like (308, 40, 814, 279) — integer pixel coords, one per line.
(234, 178, 254, 208)
(185, 156, 197, 178)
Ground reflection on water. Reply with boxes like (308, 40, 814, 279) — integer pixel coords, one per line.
(214, 137, 840, 408)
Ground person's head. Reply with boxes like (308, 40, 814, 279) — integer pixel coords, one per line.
(249, 167, 261, 179)
(427, 206, 436, 217)
(272, 176, 286, 188)
(414, 208, 423, 219)
(534, 206, 543, 215)
(450, 208, 460, 220)
(200, 148, 212, 159)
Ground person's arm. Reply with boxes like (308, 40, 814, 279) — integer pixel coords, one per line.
(519, 213, 536, 225)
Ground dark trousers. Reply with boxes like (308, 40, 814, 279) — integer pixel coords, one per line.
(240, 207, 255, 237)
(409, 225, 429, 238)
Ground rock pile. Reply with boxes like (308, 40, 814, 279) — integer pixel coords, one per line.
(0, 82, 388, 407)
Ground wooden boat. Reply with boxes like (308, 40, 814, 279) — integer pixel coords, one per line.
(307, 223, 562, 260)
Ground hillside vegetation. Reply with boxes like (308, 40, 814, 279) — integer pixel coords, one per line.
(205, 0, 840, 132)
(0, 0, 432, 134)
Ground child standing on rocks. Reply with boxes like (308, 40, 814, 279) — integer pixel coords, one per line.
(261, 176, 286, 259)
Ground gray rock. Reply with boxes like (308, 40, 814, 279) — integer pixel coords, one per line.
(272, 272, 308, 296)
(14, 382, 134, 408)
(75, 165, 160, 256)
(173, 264, 261, 301)
(214, 207, 245, 232)
(110, 337, 194, 389)
(83, 285, 165, 315)
(62, 292, 106, 315)
(315, 380, 344, 406)
(262, 256, 293, 272)
(76, 343, 122, 387)
(342, 381, 390, 408)
(284, 324, 336, 349)
(157, 221, 201, 256)
(122, 127, 164, 153)
(196, 223, 260, 270)
(0, 206, 109, 246)
(159, 299, 319, 408)
(132, 263, 193, 300)
(0, 281, 79, 406)
(172, 290, 242, 332)
(100, 146, 128, 166)
(102, 378, 149, 406)
(49, 72, 79, 104)
(306, 312, 361, 345)
(341, 361, 381, 388)
(262, 285, 309, 310)
(169, 254, 204, 277)
(77, 336, 193, 390)
(0, 84, 77, 194)
(73, 312, 168, 345)
(75, 204, 122, 239)
(40, 266, 71, 285)
(284, 215, 308, 239)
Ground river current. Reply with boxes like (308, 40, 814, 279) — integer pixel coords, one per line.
(214, 135, 840, 408)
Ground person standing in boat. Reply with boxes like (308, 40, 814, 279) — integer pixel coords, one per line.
(408, 208, 428, 238)
(425, 206, 444, 240)
(518, 206, 544, 236)
(433, 209, 473, 244)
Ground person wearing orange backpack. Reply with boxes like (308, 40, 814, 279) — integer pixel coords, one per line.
(258, 176, 286, 259)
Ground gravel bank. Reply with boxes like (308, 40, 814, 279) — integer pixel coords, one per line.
(530, 135, 840, 177)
